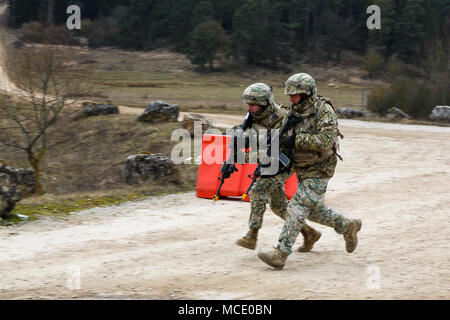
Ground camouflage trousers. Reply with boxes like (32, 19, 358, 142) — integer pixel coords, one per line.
(277, 177, 350, 255)
(248, 172, 292, 230)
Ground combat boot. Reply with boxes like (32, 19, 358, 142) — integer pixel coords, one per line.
(236, 228, 258, 250)
(257, 248, 288, 270)
(297, 226, 322, 252)
(343, 219, 362, 253)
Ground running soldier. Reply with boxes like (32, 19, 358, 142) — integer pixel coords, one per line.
(235, 83, 321, 251)
(257, 74, 362, 270)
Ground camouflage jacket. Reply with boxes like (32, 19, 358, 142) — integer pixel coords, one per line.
(277, 95, 340, 179)
(242, 103, 287, 164)
(251, 102, 287, 130)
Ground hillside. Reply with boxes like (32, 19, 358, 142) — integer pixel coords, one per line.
(0, 108, 198, 222)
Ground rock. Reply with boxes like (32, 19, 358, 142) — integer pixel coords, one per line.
(11, 41, 23, 48)
(387, 107, 412, 120)
(337, 107, 365, 119)
(82, 102, 119, 116)
(182, 113, 212, 136)
(429, 106, 450, 122)
(138, 101, 179, 123)
(125, 153, 174, 185)
(0, 161, 36, 219)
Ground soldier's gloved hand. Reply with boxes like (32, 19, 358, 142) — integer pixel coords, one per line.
(254, 165, 261, 177)
(220, 163, 238, 178)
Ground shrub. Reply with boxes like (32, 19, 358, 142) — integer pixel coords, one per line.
(386, 55, 424, 80)
(187, 20, 229, 71)
(19, 21, 45, 43)
(45, 25, 74, 45)
(87, 17, 120, 48)
(367, 85, 391, 115)
(19, 21, 74, 45)
(368, 77, 450, 118)
(386, 55, 406, 79)
(79, 19, 93, 37)
(363, 51, 384, 78)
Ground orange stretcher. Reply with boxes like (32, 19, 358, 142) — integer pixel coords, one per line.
(196, 134, 298, 202)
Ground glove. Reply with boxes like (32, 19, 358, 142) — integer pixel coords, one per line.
(220, 162, 238, 179)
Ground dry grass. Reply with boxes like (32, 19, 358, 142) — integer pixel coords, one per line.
(0, 109, 198, 196)
(1, 20, 378, 115)
(2, 33, 376, 115)
(0, 107, 198, 223)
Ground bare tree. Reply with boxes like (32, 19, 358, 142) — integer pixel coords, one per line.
(0, 45, 92, 194)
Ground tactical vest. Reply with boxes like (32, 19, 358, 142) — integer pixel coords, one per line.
(289, 96, 343, 167)
(252, 104, 287, 130)
(242, 104, 287, 164)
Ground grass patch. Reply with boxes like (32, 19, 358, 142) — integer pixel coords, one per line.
(0, 109, 199, 225)
(1, 185, 196, 226)
(2, 33, 375, 113)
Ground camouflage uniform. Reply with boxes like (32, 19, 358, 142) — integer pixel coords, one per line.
(236, 83, 320, 251)
(275, 75, 357, 255)
(247, 103, 292, 229)
(257, 73, 361, 269)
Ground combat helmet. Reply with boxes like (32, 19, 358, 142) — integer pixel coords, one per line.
(242, 83, 275, 107)
(284, 73, 317, 96)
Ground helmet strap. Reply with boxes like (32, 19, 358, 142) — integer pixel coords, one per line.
(253, 103, 269, 117)
(300, 93, 309, 100)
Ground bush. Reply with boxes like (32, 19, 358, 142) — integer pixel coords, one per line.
(368, 78, 450, 119)
(79, 19, 93, 37)
(367, 85, 391, 115)
(19, 22, 45, 43)
(45, 25, 74, 45)
(386, 55, 424, 80)
(87, 17, 120, 48)
(19, 22, 74, 45)
(363, 51, 384, 78)
(386, 55, 406, 79)
(187, 20, 229, 71)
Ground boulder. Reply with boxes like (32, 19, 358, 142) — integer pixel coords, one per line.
(429, 106, 450, 122)
(337, 107, 365, 119)
(182, 113, 212, 136)
(0, 161, 36, 219)
(138, 101, 179, 123)
(125, 153, 174, 185)
(82, 102, 119, 116)
(11, 41, 23, 48)
(387, 107, 412, 120)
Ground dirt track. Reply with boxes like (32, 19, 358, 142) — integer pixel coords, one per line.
(1, 118, 449, 300)
(1, 4, 449, 299)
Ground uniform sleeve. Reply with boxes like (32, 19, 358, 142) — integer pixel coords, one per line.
(294, 104, 337, 152)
